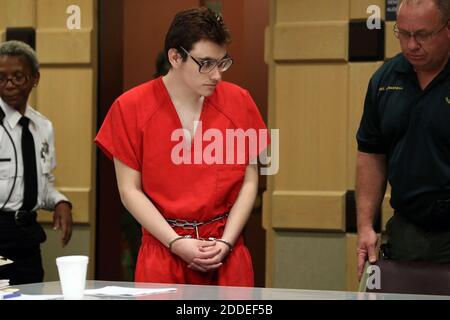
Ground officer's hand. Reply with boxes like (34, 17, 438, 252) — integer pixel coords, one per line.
(357, 227, 378, 281)
(53, 202, 73, 247)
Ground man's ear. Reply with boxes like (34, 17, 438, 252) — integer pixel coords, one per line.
(33, 72, 40, 87)
(167, 48, 183, 69)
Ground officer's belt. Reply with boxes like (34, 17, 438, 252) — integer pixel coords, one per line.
(398, 192, 450, 232)
(0, 210, 37, 226)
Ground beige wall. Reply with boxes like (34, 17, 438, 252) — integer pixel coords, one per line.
(41, 224, 91, 281)
(264, 0, 400, 290)
(0, 0, 97, 280)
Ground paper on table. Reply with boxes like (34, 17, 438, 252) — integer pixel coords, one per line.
(0, 279, 10, 289)
(84, 286, 177, 297)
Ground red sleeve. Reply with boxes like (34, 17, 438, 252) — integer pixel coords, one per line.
(243, 90, 270, 163)
(95, 99, 141, 171)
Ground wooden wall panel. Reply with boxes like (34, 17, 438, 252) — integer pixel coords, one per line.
(350, 0, 384, 19)
(0, 0, 36, 27)
(39, 188, 91, 223)
(272, 191, 346, 231)
(36, 68, 94, 186)
(37, 30, 93, 64)
(274, 64, 348, 191)
(36, 0, 94, 29)
(273, 22, 348, 61)
(346, 233, 359, 291)
(33, 0, 97, 227)
(41, 225, 91, 281)
(273, 231, 346, 290)
(0, 1, 4, 29)
(276, 0, 349, 22)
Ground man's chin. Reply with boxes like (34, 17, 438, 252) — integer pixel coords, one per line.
(405, 54, 427, 67)
(201, 87, 216, 97)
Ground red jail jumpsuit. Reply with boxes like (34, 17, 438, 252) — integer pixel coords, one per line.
(95, 77, 269, 286)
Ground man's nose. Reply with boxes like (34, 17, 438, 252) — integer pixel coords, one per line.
(407, 35, 421, 50)
(210, 67, 222, 81)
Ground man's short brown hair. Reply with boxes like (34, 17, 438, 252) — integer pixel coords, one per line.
(164, 7, 231, 61)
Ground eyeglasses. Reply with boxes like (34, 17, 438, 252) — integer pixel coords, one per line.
(179, 46, 233, 74)
(0, 72, 29, 87)
(393, 20, 449, 44)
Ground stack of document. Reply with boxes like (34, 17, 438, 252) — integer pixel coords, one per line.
(0, 279, 10, 289)
(0, 288, 21, 300)
(0, 257, 14, 297)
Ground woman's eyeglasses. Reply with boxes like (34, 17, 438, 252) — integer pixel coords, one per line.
(0, 72, 29, 87)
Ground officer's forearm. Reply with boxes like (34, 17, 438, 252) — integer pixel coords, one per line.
(356, 151, 387, 232)
(44, 173, 69, 211)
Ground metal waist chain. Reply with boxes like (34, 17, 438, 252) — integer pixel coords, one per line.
(166, 213, 229, 238)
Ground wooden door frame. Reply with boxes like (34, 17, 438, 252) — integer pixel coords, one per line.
(96, 0, 124, 280)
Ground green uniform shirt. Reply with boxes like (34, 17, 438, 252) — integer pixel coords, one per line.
(357, 53, 450, 216)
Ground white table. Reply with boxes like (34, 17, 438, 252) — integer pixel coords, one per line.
(11, 280, 450, 300)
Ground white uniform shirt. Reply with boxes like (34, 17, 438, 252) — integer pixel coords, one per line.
(0, 98, 69, 212)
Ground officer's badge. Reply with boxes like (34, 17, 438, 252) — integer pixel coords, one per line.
(40, 141, 49, 160)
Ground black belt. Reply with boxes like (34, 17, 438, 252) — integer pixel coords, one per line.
(0, 210, 37, 227)
(399, 195, 450, 232)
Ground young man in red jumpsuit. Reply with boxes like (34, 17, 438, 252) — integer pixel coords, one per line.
(95, 7, 269, 286)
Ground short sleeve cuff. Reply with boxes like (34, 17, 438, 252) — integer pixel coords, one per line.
(357, 141, 386, 154)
